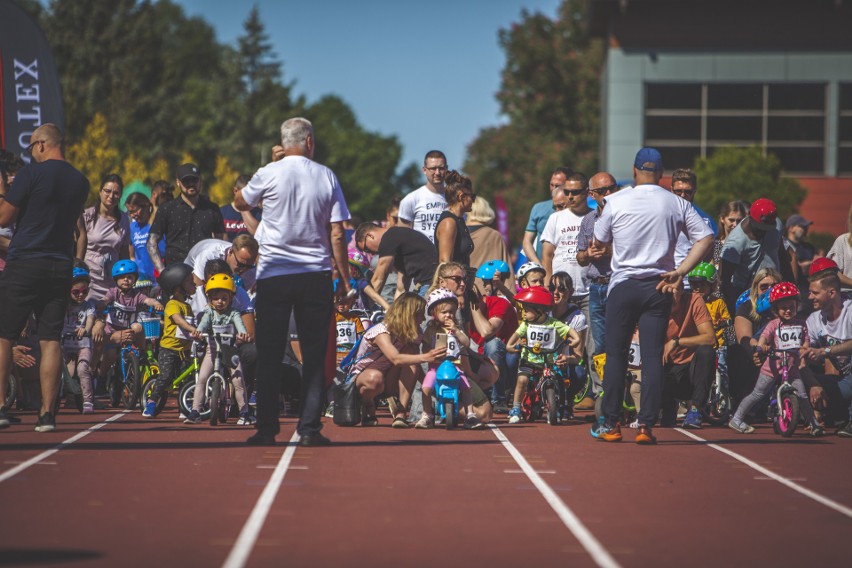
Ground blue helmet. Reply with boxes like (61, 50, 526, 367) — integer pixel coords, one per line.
(735, 288, 772, 316)
(111, 259, 138, 279)
(72, 266, 90, 282)
(476, 260, 510, 280)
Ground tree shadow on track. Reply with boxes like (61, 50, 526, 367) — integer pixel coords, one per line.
(0, 548, 102, 565)
(313, 439, 502, 448)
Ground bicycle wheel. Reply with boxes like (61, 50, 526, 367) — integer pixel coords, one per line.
(4, 372, 18, 409)
(209, 373, 223, 426)
(776, 392, 799, 437)
(573, 370, 591, 404)
(444, 401, 456, 430)
(141, 378, 168, 415)
(121, 351, 142, 410)
(545, 386, 558, 426)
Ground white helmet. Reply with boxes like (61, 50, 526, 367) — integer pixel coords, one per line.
(425, 288, 459, 316)
(517, 262, 545, 282)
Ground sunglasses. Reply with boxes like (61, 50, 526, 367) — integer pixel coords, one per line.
(235, 259, 256, 272)
(672, 188, 695, 197)
(548, 284, 570, 293)
(442, 275, 465, 284)
(589, 184, 617, 195)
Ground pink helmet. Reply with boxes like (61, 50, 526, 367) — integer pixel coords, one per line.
(425, 288, 458, 316)
(348, 249, 371, 272)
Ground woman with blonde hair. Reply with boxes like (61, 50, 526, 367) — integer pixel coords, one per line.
(467, 196, 515, 291)
(350, 292, 446, 427)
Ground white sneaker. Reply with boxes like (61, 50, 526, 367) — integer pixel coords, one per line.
(82, 402, 94, 414)
(414, 414, 434, 429)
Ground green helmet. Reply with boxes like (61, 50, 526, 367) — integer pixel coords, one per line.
(688, 262, 716, 283)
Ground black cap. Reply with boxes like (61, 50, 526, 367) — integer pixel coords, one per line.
(176, 163, 200, 181)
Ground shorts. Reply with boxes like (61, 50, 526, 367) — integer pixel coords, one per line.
(518, 363, 544, 377)
(0, 257, 72, 341)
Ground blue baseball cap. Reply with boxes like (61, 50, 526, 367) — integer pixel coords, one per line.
(634, 147, 663, 172)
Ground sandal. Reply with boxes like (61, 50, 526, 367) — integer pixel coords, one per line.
(391, 415, 409, 429)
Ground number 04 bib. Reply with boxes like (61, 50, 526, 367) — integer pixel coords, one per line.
(776, 324, 803, 351)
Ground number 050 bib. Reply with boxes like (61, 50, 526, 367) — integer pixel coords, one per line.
(527, 325, 557, 352)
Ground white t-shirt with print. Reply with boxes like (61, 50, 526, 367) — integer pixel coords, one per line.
(594, 184, 714, 294)
(806, 299, 852, 376)
(398, 185, 446, 243)
(540, 208, 591, 296)
(241, 155, 350, 279)
(184, 238, 256, 291)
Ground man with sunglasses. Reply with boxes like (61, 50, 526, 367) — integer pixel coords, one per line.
(575, 172, 621, 403)
(184, 234, 258, 292)
(0, 124, 89, 431)
(669, 169, 717, 291)
(522, 167, 572, 265)
(147, 163, 225, 273)
(398, 150, 448, 243)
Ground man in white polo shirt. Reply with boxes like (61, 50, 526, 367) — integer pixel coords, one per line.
(591, 148, 714, 445)
(398, 150, 447, 243)
(235, 117, 351, 448)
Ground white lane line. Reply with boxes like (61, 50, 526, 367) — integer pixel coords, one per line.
(489, 425, 621, 568)
(504, 469, 557, 475)
(222, 431, 300, 568)
(675, 428, 852, 520)
(0, 412, 128, 484)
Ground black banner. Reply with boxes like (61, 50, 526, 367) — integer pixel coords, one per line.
(0, 0, 64, 163)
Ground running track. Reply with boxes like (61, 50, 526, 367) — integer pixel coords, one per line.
(2, 404, 850, 568)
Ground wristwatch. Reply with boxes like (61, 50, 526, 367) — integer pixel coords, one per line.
(824, 347, 832, 356)
(673, 336, 680, 347)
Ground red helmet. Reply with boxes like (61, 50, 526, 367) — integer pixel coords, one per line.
(809, 256, 839, 277)
(515, 285, 553, 308)
(769, 282, 799, 304)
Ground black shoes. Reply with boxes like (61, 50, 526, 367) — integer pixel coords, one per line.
(298, 432, 331, 447)
(35, 412, 56, 433)
(246, 432, 277, 446)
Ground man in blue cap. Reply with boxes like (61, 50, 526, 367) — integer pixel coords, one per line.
(590, 148, 714, 444)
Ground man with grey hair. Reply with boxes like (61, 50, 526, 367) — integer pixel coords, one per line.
(235, 117, 352, 447)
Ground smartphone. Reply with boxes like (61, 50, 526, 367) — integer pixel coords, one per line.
(435, 333, 448, 350)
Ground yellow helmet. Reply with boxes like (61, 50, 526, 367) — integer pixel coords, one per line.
(205, 273, 236, 295)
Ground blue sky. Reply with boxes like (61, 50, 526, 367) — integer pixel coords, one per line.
(174, 0, 562, 172)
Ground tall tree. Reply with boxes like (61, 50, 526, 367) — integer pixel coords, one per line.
(464, 0, 603, 245)
(694, 146, 807, 219)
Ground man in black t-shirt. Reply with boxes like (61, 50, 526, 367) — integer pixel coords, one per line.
(0, 124, 89, 432)
(147, 163, 225, 271)
(355, 222, 437, 310)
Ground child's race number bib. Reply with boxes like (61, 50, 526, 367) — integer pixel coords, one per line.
(776, 325, 803, 351)
(446, 333, 461, 358)
(527, 325, 557, 352)
(337, 321, 357, 346)
(107, 301, 136, 328)
(628, 341, 642, 368)
(62, 336, 91, 350)
(176, 315, 195, 340)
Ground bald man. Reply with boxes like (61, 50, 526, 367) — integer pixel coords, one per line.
(0, 124, 90, 432)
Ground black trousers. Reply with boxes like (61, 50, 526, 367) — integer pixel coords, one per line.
(601, 278, 672, 427)
(255, 271, 333, 437)
(661, 344, 715, 420)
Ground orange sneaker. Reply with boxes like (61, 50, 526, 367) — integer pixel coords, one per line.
(592, 420, 622, 442)
(635, 425, 656, 445)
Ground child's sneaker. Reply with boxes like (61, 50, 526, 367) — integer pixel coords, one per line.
(142, 401, 157, 418)
(183, 410, 202, 424)
(508, 407, 522, 424)
(810, 425, 825, 437)
(248, 390, 257, 407)
(464, 415, 484, 429)
(324, 404, 334, 418)
(414, 414, 434, 429)
(728, 419, 754, 434)
(682, 407, 702, 429)
(628, 418, 640, 429)
(237, 412, 256, 426)
(839, 422, 852, 438)
(82, 402, 95, 414)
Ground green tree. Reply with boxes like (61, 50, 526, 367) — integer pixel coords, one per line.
(463, 0, 603, 245)
(694, 146, 807, 220)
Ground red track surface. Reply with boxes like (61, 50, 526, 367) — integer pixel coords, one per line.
(2, 404, 851, 568)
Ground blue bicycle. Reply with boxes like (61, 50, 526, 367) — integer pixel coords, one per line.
(435, 360, 462, 429)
